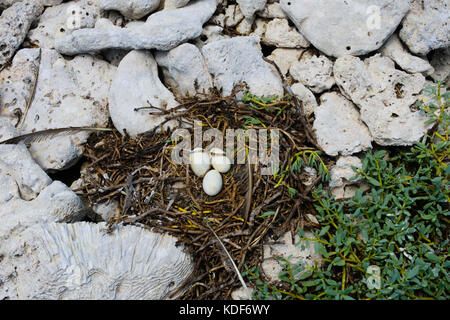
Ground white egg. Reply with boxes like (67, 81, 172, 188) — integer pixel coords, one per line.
(190, 149, 211, 177)
(211, 155, 232, 173)
(202, 170, 223, 196)
(209, 147, 225, 157)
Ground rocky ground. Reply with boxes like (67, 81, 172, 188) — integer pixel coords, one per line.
(0, 0, 448, 299)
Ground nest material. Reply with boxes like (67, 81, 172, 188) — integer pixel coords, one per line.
(75, 88, 332, 299)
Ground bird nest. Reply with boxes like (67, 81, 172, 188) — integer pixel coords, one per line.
(74, 87, 333, 299)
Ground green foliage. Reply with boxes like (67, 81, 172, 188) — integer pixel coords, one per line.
(245, 83, 450, 300)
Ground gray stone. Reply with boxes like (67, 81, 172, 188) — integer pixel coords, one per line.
(0, 0, 62, 9)
(0, 48, 40, 128)
(202, 36, 283, 98)
(0, 222, 194, 299)
(313, 92, 372, 156)
(399, 0, 450, 56)
(15, 49, 116, 171)
(329, 156, 368, 200)
(290, 52, 335, 94)
(224, 4, 244, 27)
(55, 0, 217, 55)
(99, 0, 160, 19)
(237, 0, 267, 19)
(262, 18, 309, 48)
(290, 82, 317, 117)
(257, 2, 287, 19)
(429, 47, 450, 84)
(163, 0, 191, 9)
(334, 54, 429, 146)
(261, 231, 322, 282)
(0, 1, 44, 69)
(27, 0, 100, 49)
(194, 25, 229, 49)
(380, 34, 434, 75)
(109, 50, 179, 137)
(0, 143, 52, 201)
(280, 0, 410, 57)
(155, 43, 213, 98)
(266, 48, 304, 77)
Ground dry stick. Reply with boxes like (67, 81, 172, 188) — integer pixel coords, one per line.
(264, 58, 322, 151)
(204, 219, 252, 300)
(18, 48, 41, 131)
(242, 158, 253, 227)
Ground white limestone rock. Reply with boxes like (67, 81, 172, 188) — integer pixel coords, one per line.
(0, 48, 40, 127)
(261, 231, 322, 282)
(280, 0, 410, 58)
(380, 34, 434, 75)
(257, 2, 287, 19)
(236, 0, 267, 19)
(27, 0, 100, 49)
(202, 36, 284, 98)
(263, 18, 309, 48)
(224, 4, 244, 27)
(0, 0, 62, 9)
(290, 52, 335, 94)
(163, 0, 191, 9)
(0, 143, 52, 201)
(17, 49, 116, 171)
(194, 25, 229, 49)
(291, 82, 317, 117)
(236, 16, 254, 35)
(266, 48, 304, 77)
(334, 54, 428, 146)
(429, 47, 450, 84)
(0, 222, 194, 299)
(399, 0, 450, 56)
(109, 50, 179, 137)
(99, 0, 160, 19)
(155, 43, 213, 98)
(55, 0, 217, 55)
(329, 156, 369, 200)
(0, 1, 44, 68)
(329, 156, 362, 189)
(313, 92, 372, 156)
(0, 119, 18, 142)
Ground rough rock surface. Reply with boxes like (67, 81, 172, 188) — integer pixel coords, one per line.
(27, 0, 100, 49)
(55, 0, 217, 55)
(237, 0, 267, 19)
(266, 48, 304, 77)
(99, 0, 160, 19)
(261, 231, 322, 282)
(290, 52, 335, 94)
(155, 43, 213, 98)
(109, 50, 179, 137)
(163, 0, 191, 9)
(0, 0, 62, 9)
(399, 0, 450, 55)
(21, 49, 116, 170)
(262, 18, 309, 48)
(257, 2, 287, 19)
(280, 0, 410, 57)
(202, 36, 283, 97)
(329, 156, 368, 199)
(0, 143, 52, 201)
(0, 1, 44, 69)
(313, 92, 372, 156)
(380, 34, 434, 75)
(291, 82, 317, 117)
(334, 54, 428, 146)
(0, 222, 194, 299)
(429, 47, 450, 84)
(0, 48, 40, 128)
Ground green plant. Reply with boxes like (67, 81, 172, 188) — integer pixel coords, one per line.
(245, 83, 449, 300)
